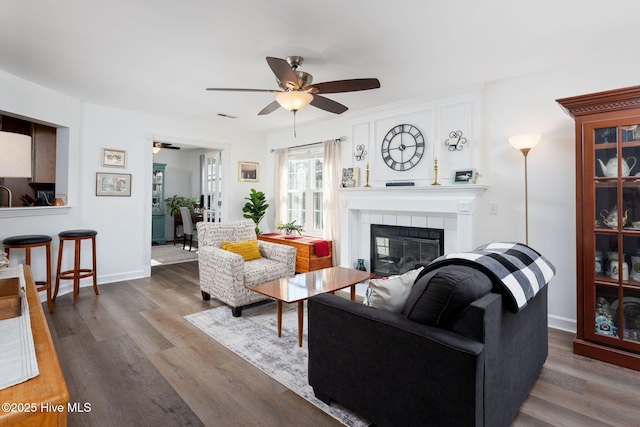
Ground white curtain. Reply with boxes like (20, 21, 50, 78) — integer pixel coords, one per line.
(273, 148, 288, 228)
(323, 139, 341, 266)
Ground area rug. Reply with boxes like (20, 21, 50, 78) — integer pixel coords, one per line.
(184, 302, 369, 427)
(151, 244, 198, 266)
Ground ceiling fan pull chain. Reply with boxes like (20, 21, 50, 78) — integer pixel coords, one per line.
(293, 109, 297, 138)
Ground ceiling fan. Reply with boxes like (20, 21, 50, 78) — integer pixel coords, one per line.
(153, 142, 180, 154)
(206, 56, 381, 116)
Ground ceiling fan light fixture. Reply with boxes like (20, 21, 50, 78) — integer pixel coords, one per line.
(275, 91, 313, 111)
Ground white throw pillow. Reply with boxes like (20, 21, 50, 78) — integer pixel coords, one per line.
(363, 267, 424, 313)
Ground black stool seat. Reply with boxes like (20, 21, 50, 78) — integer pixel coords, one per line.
(59, 229, 98, 238)
(3, 234, 52, 245)
(2, 234, 53, 313)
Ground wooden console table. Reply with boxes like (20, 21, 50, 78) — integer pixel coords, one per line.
(257, 234, 332, 273)
(0, 266, 69, 426)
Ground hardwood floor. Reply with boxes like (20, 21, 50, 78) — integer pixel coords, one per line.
(43, 261, 640, 427)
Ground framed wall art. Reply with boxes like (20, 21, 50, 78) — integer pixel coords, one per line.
(96, 172, 132, 196)
(238, 161, 259, 182)
(101, 148, 127, 168)
(341, 167, 360, 187)
(453, 169, 476, 184)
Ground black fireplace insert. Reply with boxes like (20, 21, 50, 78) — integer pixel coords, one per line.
(370, 224, 444, 277)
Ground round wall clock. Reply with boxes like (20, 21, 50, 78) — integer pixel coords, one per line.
(381, 124, 425, 171)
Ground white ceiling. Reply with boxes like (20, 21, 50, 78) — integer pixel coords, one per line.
(1, 0, 639, 134)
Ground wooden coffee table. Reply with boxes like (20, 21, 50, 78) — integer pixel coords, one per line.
(250, 266, 371, 347)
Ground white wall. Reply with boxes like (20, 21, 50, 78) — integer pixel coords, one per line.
(266, 51, 640, 333)
(477, 51, 640, 332)
(0, 70, 81, 286)
(79, 103, 266, 282)
(0, 71, 268, 299)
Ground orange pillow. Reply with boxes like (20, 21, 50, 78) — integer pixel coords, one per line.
(221, 239, 262, 261)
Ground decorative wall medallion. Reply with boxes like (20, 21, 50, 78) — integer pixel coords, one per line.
(445, 130, 467, 151)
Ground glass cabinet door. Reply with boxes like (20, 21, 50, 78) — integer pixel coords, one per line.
(152, 167, 164, 213)
(589, 120, 640, 348)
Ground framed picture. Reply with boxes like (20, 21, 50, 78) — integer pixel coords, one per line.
(101, 148, 127, 168)
(96, 172, 132, 196)
(341, 167, 360, 187)
(238, 161, 259, 182)
(453, 169, 476, 184)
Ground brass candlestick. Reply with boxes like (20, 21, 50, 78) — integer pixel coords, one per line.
(364, 163, 371, 187)
(432, 158, 441, 186)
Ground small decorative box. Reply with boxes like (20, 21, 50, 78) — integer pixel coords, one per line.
(0, 277, 21, 320)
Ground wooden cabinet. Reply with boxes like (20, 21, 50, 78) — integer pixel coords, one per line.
(257, 234, 332, 273)
(152, 163, 166, 244)
(30, 123, 56, 184)
(558, 86, 640, 371)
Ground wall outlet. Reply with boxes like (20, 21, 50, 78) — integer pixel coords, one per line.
(489, 202, 498, 215)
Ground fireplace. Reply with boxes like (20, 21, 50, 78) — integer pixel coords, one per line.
(370, 224, 444, 277)
(338, 185, 488, 275)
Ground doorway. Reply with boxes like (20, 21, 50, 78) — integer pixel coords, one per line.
(146, 134, 229, 272)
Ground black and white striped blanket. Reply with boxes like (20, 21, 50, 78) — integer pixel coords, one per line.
(425, 242, 556, 312)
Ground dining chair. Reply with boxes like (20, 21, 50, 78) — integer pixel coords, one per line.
(179, 206, 196, 251)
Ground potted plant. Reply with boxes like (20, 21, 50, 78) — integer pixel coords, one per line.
(276, 220, 304, 237)
(165, 195, 195, 216)
(191, 197, 201, 212)
(242, 189, 269, 235)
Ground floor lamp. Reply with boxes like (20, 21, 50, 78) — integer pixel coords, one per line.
(509, 133, 541, 245)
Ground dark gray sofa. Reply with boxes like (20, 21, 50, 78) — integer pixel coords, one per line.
(308, 264, 548, 427)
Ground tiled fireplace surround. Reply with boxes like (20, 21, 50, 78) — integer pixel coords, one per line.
(338, 185, 488, 274)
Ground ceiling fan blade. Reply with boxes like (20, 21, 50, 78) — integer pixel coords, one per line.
(206, 88, 279, 93)
(310, 95, 348, 114)
(266, 57, 300, 89)
(258, 100, 281, 116)
(307, 78, 381, 94)
(153, 142, 181, 150)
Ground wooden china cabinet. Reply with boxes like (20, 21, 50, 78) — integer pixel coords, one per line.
(558, 86, 640, 371)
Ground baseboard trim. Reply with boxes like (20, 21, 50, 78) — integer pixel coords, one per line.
(37, 269, 146, 303)
(548, 314, 577, 333)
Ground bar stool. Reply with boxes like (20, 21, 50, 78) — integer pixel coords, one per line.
(54, 229, 98, 304)
(2, 234, 54, 313)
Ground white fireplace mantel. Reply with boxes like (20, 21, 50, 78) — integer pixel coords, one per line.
(339, 185, 488, 214)
(338, 185, 488, 269)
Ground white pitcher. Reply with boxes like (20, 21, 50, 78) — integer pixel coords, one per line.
(597, 157, 637, 177)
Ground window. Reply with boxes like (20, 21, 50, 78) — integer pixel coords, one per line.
(286, 146, 323, 236)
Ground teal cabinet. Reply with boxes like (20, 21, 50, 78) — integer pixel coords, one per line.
(152, 163, 166, 244)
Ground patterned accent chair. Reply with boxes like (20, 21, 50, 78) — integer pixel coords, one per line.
(197, 220, 296, 317)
